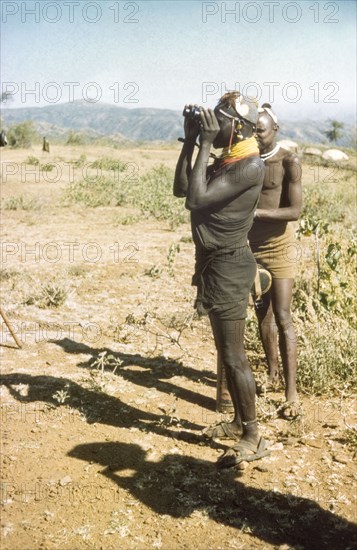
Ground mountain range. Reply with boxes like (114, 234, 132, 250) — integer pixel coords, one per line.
(1, 100, 355, 147)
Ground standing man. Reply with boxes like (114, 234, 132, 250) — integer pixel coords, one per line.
(174, 92, 270, 468)
(42, 136, 50, 153)
(0, 130, 7, 147)
(249, 103, 302, 419)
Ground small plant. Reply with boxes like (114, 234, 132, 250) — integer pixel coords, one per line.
(158, 396, 180, 425)
(180, 235, 193, 243)
(91, 157, 125, 172)
(52, 385, 70, 404)
(91, 351, 123, 375)
(41, 163, 55, 172)
(71, 153, 87, 168)
(67, 265, 87, 277)
(40, 284, 68, 308)
(24, 283, 69, 308)
(2, 195, 40, 211)
(66, 176, 123, 207)
(341, 427, 357, 454)
(0, 268, 20, 281)
(114, 311, 194, 355)
(167, 243, 180, 277)
(66, 131, 85, 145)
(114, 214, 140, 225)
(26, 155, 40, 165)
(144, 265, 163, 278)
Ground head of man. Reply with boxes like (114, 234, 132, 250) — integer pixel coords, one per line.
(213, 91, 258, 149)
(256, 103, 279, 153)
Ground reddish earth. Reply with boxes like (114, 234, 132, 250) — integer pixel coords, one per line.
(1, 145, 356, 549)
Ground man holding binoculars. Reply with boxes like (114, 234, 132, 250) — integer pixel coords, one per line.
(174, 92, 270, 469)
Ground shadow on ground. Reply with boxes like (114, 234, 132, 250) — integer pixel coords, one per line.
(0, 372, 210, 444)
(68, 440, 357, 550)
(50, 338, 216, 412)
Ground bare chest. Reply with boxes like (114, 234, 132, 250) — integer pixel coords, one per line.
(262, 161, 285, 191)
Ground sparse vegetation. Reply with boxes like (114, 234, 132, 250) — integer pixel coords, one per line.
(7, 120, 39, 148)
(24, 283, 69, 308)
(2, 195, 40, 210)
(90, 156, 126, 172)
(41, 163, 56, 173)
(66, 131, 86, 146)
(129, 165, 189, 229)
(2, 141, 356, 550)
(66, 176, 124, 207)
(65, 162, 189, 228)
(26, 155, 40, 165)
(245, 154, 356, 396)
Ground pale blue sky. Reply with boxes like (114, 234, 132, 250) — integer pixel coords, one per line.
(1, 0, 356, 120)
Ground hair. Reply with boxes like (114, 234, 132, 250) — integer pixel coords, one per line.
(217, 91, 241, 113)
(259, 103, 278, 126)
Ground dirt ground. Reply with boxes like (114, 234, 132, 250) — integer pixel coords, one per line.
(0, 145, 356, 550)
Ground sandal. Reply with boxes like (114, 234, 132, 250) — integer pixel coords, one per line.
(202, 421, 242, 441)
(279, 401, 302, 420)
(217, 437, 270, 469)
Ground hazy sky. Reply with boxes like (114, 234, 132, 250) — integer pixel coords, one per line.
(1, 0, 356, 120)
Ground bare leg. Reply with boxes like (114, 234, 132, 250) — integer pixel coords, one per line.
(209, 314, 258, 444)
(255, 292, 280, 385)
(216, 352, 234, 413)
(271, 279, 298, 403)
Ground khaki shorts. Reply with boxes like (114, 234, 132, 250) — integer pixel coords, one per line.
(249, 222, 299, 279)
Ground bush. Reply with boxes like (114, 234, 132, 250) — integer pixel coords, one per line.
(41, 163, 56, 173)
(26, 155, 40, 165)
(90, 157, 126, 172)
(66, 131, 85, 146)
(66, 176, 123, 207)
(65, 164, 189, 228)
(24, 283, 68, 308)
(130, 165, 188, 228)
(2, 195, 40, 210)
(295, 315, 356, 395)
(7, 121, 39, 148)
(301, 180, 356, 226)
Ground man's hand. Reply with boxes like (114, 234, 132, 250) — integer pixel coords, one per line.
(199, 108, 220, 145)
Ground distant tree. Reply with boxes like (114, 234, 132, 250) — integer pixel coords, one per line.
(7, 121, 39, 148)
(0, 92, 13, 134)
(324, 120, 344, 144)
(0, 91, 15, 104)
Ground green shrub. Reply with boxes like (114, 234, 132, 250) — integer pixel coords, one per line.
(71, 153, 87, 168)
(65, 164, 189, 228)
(26, 155, 40, 165)
(66, 131, 85, 146)
(90, 157, 126, 172)
(128, 165, 189, 229)
(24, 283, 68, 308)
(295, 316, 356, 395)
(66, 176, 124, 207)
(41, 163, 55, 172)
(301, 183, 355, 226)
(7, 121, 39, 148)
(2, 195, 40, 210)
